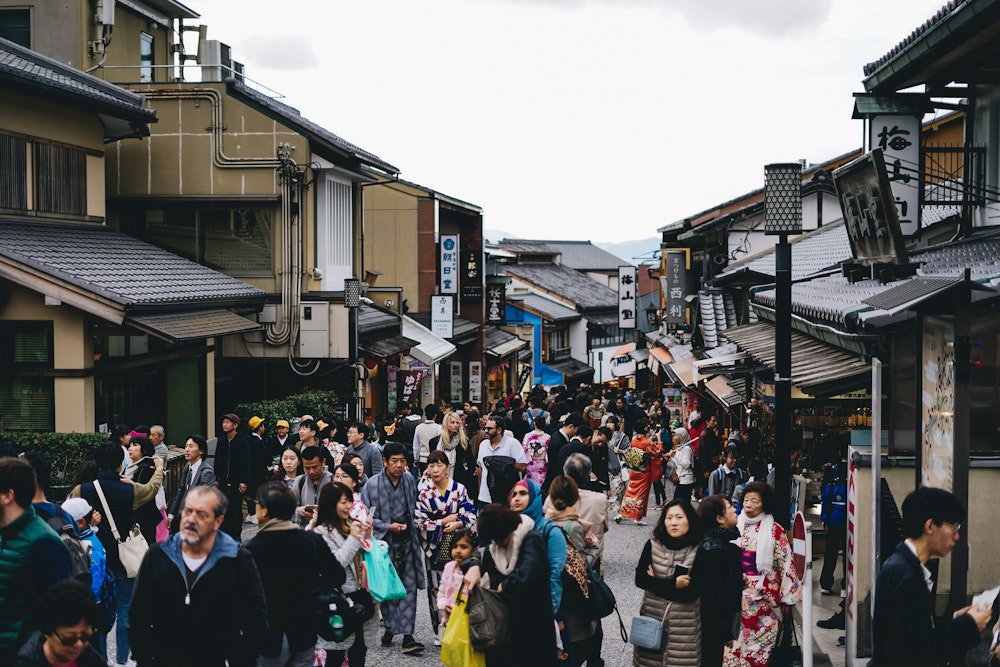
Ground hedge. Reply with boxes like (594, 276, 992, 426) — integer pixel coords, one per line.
(235, 389, 338, 440)
(1, 431, 108, 490)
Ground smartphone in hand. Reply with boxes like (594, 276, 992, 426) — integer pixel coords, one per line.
(674, 565, 690, 577)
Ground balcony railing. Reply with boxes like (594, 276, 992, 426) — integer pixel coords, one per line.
(923, 144, 988, 206)
(548, 346, 571, 362)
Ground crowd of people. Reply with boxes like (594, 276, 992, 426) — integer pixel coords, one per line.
(2, 385, 996, 667)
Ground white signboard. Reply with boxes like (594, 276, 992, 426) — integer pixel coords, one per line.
(439, 235, 459, 294)
(468, 361, 483, 403)
(868, 115, 920, 236)
(618, 265, 637, 329)
(450, 361, 463, 402)
(430, 295, 454, 339)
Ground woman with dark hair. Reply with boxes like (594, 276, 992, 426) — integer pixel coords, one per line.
(108, 424, 131, 472)
(727, 481, 800, 667)
(620, 417, 662, 526)
(273, 446, 302, 487)
(454, 410, 483, 491)
(464, 503, 556, 667)
(633, 499, 703, 667)
(124, 435, 162, 546)
(14, 579, 106, 667)
(341, 452, 368, 490)
(521, 415, 550, 486)
(696, 495, 743, 667)
(415, 449, 476, 646)
(312, 482, 372, 667)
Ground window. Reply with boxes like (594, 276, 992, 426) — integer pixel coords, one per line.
(0, 322, 54, 431)
(0, 133, 27, 210)
(0, 9, 30, 48)
(130, 204, 273, 274)
(34, 142, 87, 215)
(139, 32, 153, 83)
(589, 322, 627, 348)
(316, 173, 353, 289)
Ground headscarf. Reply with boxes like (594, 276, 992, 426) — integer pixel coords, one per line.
(512, 478, 553, 534)
(673, 427, 691, 446)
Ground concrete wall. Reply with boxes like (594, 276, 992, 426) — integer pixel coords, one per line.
(363, 185, 420, 303)
(0, 0, 84, 67)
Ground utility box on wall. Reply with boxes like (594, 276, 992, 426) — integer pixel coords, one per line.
(299, 302, 330, 358)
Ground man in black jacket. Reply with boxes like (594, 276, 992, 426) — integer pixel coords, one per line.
(244, 481, 345, 666)
(129, 485, 267, 667)
(215, 413, 250, 541)
(870, 486, 990, 666)
(542, 413, 584, 492)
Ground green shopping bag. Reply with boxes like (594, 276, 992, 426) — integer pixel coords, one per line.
(362, 540, 407, 602)
(441, 594, 486, 667)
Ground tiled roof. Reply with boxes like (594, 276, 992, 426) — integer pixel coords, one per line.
(359, 334, 418, 359)
(358, 304, 399, 333)
(510, 294, 581, 322)
(485, 326, 527, 357)
(0, 37, 154, 124)
(0, 219, 265, 310)
(504, 263, 619, 310)
(699, 290, 738, 348)
(226, 79, 398, 175)
(547, 357, 595, 380)
(538, 241, 630, 271)
(718, 220, 851, 282)
(498, 239, 559, 255)
(128, 309, 260, 343)
(862, 1, 961, 76)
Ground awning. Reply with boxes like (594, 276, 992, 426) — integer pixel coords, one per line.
(611, 342, 635, 360)
(127, 309, 261, 344)
(705, 375, 743, 407)
(721, 322, 870, 397)
(629, 347, 649, 363)
(547, 358, 595, 382)
(359, 334, 419, 359)
(668, 354, 697, 387)
(649, 346, 672, 366)
(485, 326, 528, 359)
(402, 315, 456, 365)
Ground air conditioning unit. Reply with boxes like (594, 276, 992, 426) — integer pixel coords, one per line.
(199, 39, 232, 82)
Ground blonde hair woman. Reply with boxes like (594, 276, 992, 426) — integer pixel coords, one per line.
(434, 411, 468, 479)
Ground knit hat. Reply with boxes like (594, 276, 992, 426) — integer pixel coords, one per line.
(61, 497, 93, 522)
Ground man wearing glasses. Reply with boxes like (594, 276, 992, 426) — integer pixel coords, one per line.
(474, 416, 528, 510)
(344, 420, 384, 478)
(871, 486, 991, 666)
(129, 485, 267, 666)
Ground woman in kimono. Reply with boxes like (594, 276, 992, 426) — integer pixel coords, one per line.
(619, 417, 662, 526)
(725, 481, 800, 667)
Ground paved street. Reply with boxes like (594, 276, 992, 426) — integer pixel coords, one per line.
(109, 511, 845, 666)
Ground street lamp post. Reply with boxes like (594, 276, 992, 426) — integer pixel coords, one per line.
(764, 163, 802, 529)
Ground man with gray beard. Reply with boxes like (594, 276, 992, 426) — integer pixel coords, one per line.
(129, 485, 267, 666)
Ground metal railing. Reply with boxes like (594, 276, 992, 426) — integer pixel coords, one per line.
(923, 144, 989, 206)
(548, 346, 572, 362)
(97, 63, 286, 99)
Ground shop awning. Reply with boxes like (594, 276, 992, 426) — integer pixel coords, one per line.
(359, 334, 419, 359)
(705, 375, 743, 407)
(668, 354, 697, 387)
(629, 347, 649, 363)
(547, 357, 595, 382)
(721, 322, 870, 397)
(402, 315, 456, 365)
(485, 326, 528, 359)
(127, 309, 261, 343)
(649, 346, 672, 366)
(611, 342, 635, 360)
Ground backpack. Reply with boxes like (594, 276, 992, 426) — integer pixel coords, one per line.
(39, 507, 92, 587)
(822, 466, 847, 526)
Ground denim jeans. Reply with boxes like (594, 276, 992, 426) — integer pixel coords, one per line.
(115, 575, 135, 664)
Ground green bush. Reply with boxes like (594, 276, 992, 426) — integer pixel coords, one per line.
(2, 431, 107, 490)
(235, 389, 338, 440)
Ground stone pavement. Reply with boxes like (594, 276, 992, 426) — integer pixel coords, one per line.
(108, 510, 846, 666)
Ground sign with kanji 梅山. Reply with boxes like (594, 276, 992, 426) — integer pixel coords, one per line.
(618, 265, 637, 329)
(868, 115, 920, 236)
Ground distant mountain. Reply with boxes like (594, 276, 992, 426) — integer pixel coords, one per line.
(596, 237, 660, 264)
(484, 228, 514, 244)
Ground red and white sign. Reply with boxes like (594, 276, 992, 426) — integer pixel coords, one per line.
(792, 512, 807, 580)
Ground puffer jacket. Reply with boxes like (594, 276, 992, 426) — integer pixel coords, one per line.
(633, 539, 701, 667)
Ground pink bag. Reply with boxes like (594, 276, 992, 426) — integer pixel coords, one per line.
(155, 508, 169, 543)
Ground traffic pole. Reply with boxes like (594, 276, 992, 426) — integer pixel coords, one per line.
(793, 512, 813, 667)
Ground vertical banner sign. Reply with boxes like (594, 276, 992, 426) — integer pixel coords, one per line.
(439, 235, 459, 294)
(386, 365, 398, 416)
(618, 265, 637, 329)
(662, 250, 687, 324)
(468, 361, 483, 403)
(397, 369, 426, 408)
(868, 115, 920, 236)
(449, 361, 463, 402)
(921, 316, 955, 490)
(430, 295, 454, 339)
(460, 249, 483, 301)
(846, 446, 859, 661)
(486, 284, 506, 324)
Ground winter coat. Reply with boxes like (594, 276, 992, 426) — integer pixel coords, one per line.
(633, 538, 701, 667)
(698, 527, 742, 667)
(13, 631, 106, 667)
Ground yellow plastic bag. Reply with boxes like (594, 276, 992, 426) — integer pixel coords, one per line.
(441, 594, 486, 667)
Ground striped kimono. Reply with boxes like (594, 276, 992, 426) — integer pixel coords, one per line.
(360, 471, 427, 635)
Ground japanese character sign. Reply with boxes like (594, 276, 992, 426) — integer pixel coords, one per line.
(833, 149, 909, 265)
(486, 285, 506, 324)
(868, 114, 920, 235)
(618, 265, 637, 329)
(439, 235, 459, 294)
(430, 295, 454, 338)
(662, 251, 688, 325)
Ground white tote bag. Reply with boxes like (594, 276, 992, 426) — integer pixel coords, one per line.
(94, 480, 149, 578)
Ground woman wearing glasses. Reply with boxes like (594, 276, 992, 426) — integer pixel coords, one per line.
(14, 579, 106, 666)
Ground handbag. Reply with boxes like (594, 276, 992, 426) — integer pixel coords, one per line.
(314, 587, 375, 642)
(769, 612, 803, 667)
(441, 593, 486, 667)
(466, 583, 511, 652)
(433, 531, 457, 570)
(586, 566, 629, 641)
(94, 480, 149, 579)
(629, 602, 670, 651)
(362, 540, 407, 602)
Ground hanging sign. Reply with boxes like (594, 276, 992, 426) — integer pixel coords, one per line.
(868, 115, 920, 236)
(486, 284, 506, 324)
(439, 235, 459, 294)
(461, 249, 483, 301)
(398, 369, 426, 407)
(662, 250, 688, 325)
(618, 265, 637, 329)
(430, 295, 454, 338)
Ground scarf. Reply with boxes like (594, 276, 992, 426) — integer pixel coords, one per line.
(258, 518, 298, 533)
(489, 514, 535, 575)
(737, 510, 775, 578)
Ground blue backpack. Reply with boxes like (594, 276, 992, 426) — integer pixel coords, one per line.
(822, 466, 847, 526)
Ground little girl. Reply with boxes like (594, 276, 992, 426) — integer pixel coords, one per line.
(436, 529, 475, 634)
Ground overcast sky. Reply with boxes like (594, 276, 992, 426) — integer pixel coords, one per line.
(188, 0, 950, 243)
